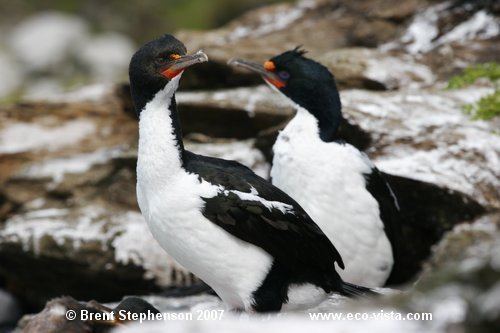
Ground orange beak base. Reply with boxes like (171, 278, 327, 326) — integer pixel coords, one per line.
(264, 77, 286, 89)
(161, 68, 184, 79)
(159, 51, 208, 79)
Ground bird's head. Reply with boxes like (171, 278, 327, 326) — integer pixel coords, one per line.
(129, 34, 208, 115)
(228, 47, 342, 141)
(228, 47, 339, 108)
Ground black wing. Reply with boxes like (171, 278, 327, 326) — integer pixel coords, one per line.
(183, 151, 345, 274)
(363, 166, 404, 284)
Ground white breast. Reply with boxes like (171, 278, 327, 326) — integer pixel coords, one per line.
(136, 77, 273, 310)
(271, 108, 393, 287)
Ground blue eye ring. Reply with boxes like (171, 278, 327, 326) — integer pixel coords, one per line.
(278, 71, 290, 80)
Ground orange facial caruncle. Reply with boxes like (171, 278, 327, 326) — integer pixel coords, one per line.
(161, 54, 184, 79)
(263, 60, 285, 88)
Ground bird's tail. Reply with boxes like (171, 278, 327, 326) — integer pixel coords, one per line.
(339, 281, 378, 297)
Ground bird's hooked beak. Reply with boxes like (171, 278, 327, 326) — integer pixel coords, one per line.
(161, 50, 208, 79)
(227, 58, 286, 88)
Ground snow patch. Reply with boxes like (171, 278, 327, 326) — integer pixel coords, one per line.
(0, 53, 24, 98)
(177, 85, 291, 116)
(21, 146, 124, 183)
(182, 83, 498, 206)
(24, 83, 112, 103)
(0, 206, 190, 287)
(382, 3, 500, 54)
(227, 0, 314, 41)
(23, 79, 64, 101)
(429, 291, 467, 325)
(0, 207, 104, 254)
(365, 55, 435, 89)
(0, 120, 95, 154)
(111, 211, 193, 286)
(398, 2, 445, 54)
(453, 216, 498, 234)
(0, 289, 21, 325)
(9, 12, 88, 70)
(478, 282, 500, 319)
(114, 310, 426, 333)
(48, 304, 67, 317)
(75, 32, 135, 81)
(436, 10, 499, 47)
(341, 86, 499, 206)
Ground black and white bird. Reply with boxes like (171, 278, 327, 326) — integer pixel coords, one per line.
(129, 35, 373, 312)
(229, 49, 403, 287)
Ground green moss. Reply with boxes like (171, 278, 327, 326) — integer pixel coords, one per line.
(463, 90, 500, 120)
(447, 63, 500, 120)
(0, 90, 24, 106)
(447, 63, 500, 89)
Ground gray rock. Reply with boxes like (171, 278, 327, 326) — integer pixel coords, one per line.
(113, 214, 500, 333)
(0, 91, 270, 309)
(18, 296, 159, 333)
(176, 0, 499, 89)
(380, 1, 500, 80)
(8, 12, 89, 71)
(116, 214, 500, 333)
(0, 206, 191, 309)
(0, 53, 24, 98)
(382, 1, 500, 54)
(18, 297, 97, 333)
(16, 215, 497, 333)
(0, 1, 498, 326)
(1, 73, 493, 310)
(317, 48, 435, 90)
(175, 84, 494, 283)
(383, 213, 500, 332)
(0, 289, 21, 328)
(175, 0, 429, 90)
(341, 85, 500, 208)
(174, 83, 500, 208)
(74, 33, 135, 82)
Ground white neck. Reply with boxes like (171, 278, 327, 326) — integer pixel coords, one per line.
(137, 75, 183, 187)
(282, 105, 321, 140)
(269, 85, 321, 139)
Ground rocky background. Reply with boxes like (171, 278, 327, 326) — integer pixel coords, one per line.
(0, 0, 499, 332)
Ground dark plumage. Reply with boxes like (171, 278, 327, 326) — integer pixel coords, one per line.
(131, 35, 374, 312)
(229, 49, 403, 287)
(364, 168, 404, 284)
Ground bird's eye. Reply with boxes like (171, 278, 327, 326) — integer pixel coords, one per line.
(169, 54, 181, 60)
(278, 71, 290, 80)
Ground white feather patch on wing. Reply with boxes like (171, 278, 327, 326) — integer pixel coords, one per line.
(219, 186, 295, 214)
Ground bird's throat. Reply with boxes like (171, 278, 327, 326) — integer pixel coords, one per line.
(137, 77, 185, 185)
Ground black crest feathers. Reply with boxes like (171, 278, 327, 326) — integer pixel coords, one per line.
(291, 45, 308, 56)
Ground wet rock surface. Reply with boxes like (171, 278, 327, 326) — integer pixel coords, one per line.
(0, 12, 135, 100)
(177, 0, 499, 89)
(0, 79, 494, 315)
(0, 96, 270, 311)
(0, 0, 499, 332)
(17, 296, 161, 333)
(174, 83, 500, 208)
(12, 214, 500, 332)
(176, 0, 425, 88)
(382, 213, 500, 332)
(109, 214, 500, 332)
